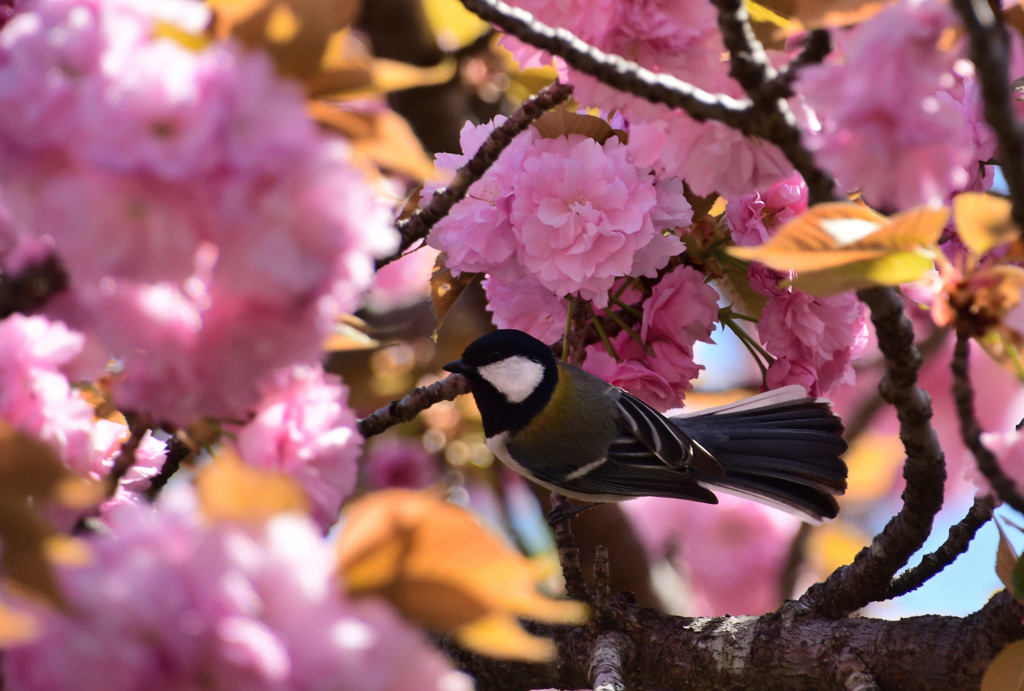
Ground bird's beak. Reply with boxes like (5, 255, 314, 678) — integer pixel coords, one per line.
(443, 359, 473, 375)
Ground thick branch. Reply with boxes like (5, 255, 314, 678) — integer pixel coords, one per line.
(798, 287, 946, 617)
(709, 0, 839, 204)
(357, 374, 470, 438)
(953, 0, 1024, 236)
(452, 591, 1024, 690)
(952, 332, 1024, 514)
(457, 0, 754, 127)
(884, 495, 994, 600)
(385, 81, 574, 265)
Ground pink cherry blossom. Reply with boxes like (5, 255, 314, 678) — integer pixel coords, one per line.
(3, 490, 464, 691)
(726, 173, 809, 247)
(483, 275, 568, 344)
(510, 134, 661, 306)
(233, 365, 362, 532)
(640, 265, 719, 350)
(582, 342, 681, 411)
(757, 288, 869, 396)
(629, 116, 794, 198)
(425, 116, 532, 281)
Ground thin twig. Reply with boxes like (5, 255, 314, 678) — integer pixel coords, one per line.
(384, 81, 574, 265)
(458, 0, 753, 127)
(952, 0, 1024, 237)
(551, 494, 590, 602)
(357, 374, 471, 438)
(884, 496, 995, 600)
(952, 332, 1024, 514)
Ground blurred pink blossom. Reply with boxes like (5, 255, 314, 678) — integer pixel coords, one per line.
(623, 494, 800, 616)
(0, 314, 93, 469)
(797, 0, 976, 210)
(3, 490, 464, 690)
(233, 365, 362, 532)
(483, 275, 569, 344)
(365, 438, 439, 491)
(0, 0, 395, 426)
(366, 246, 439, 312)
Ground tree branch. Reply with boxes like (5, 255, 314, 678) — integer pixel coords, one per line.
(709, 0, 839, 204)
(357, 374, 471, 438)
(884, 495, 995, 600)
(457, 0, 754, 128)
(453, 591, 1024, 690)
(952, 332, 1024, 514)
(952, 0, 1024, 237)
(797, 287, 946, 617)
(384, 81, 574, 265)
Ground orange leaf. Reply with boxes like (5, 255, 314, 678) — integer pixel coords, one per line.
(0, 599, 41, 647)
(982, 639, 1024, 691)
(336, 490, 588, 662)
(197, 449, 309, 523)
(0, 424, 102, 609)
(430, 257, 480, 334)
(728, 203, 947, 295)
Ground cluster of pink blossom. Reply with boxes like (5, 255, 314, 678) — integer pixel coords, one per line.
(726, 176, 869, 396)
(0, 0, 396, 426)
(230, 365, 363, 532)
(500, 0, 795, 197)
(3, 490, 465, 691)
(797, 0, 992, 210)
(0, 313, 165, 519)
(428, 116, 689, 311)
(582, 267, 719, 410)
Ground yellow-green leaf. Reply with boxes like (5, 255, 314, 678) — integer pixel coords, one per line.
(983, 639, 1024, 691)
(953, 192, 1019, 256)
(785, 251, 936, 296)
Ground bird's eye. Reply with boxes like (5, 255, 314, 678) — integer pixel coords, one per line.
(484, 348, 501, 363)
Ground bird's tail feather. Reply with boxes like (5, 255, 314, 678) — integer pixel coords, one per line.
(673, 389, 848, 523)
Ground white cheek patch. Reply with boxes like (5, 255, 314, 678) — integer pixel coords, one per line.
(819, 217, 883, 246)
(477, 356, 544, 404)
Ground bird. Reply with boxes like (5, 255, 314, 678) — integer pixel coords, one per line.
(443, 329, 848, 523)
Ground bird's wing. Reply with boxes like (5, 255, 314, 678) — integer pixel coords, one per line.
(612, 390, 725, 476)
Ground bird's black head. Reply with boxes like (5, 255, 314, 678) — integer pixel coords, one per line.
(444, 329, 559, 436)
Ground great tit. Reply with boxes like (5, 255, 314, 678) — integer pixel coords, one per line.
(444, 329, 848, 522)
